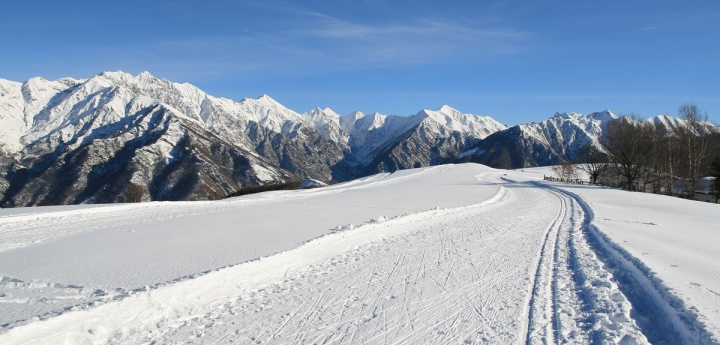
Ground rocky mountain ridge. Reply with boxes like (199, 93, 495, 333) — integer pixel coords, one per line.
(0, 71, 508, 206)
(0, 71, 708, 207)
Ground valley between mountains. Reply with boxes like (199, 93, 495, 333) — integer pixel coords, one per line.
(0, 164, 718, 344)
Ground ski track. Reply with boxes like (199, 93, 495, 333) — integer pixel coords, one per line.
(12, 179, 648, 345)
(142, 184, 542, 344)
(3, 171, 713, 344)
(538, 182, 720, 345)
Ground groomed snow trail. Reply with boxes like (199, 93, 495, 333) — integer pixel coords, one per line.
(543, 184, 719, 345)
(0, 178, 654, 344)
(154, 182, 645, 345)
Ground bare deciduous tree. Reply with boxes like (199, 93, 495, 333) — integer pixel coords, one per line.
(575, 144, 608, 184)
(711, 155, 720, 203)
(551, 160, 578, 180)
(674, 103, 716, 198)
(652, 120, 682, 195)
(602, 115, 653, 191)
(124, 183, 145, 203)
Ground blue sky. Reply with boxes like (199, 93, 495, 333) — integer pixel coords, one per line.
(1, 1, 719, 124)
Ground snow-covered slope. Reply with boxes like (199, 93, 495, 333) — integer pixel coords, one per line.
(0, 80, 26, 153)
(0, 72, 359, 207)
(419, 105, 507, 139)
(456, 110, 617, 168)
(0, 72, 515, 206)
(0, 164, 717, 344)
(6, 71, 712, 207)
(340, 106, 507, 172)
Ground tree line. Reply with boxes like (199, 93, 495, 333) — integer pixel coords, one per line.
(574, 103, 720, 202)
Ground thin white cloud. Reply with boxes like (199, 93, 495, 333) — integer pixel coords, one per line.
(300, 18, 524, 40)
(87, 2, 534, 80)
(284, 13, 532, 66)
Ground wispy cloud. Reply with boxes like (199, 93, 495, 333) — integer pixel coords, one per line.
(279, 11, 533, 69)
(567, 25, 661, 45)
(106, 5, 533, 80)
(300, 18, 523, 40)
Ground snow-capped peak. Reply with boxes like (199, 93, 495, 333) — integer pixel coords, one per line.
(0, 78, 26, 152)
(415, 106, 506, 139)
(301, 107, 348, 144)
(137, 70, 154, 79)
(594, 109, 617, 122)
(256, 94, 280, 105)
(340, 111, 388, 135)
(235, 94, 305, 136)
(552, 110, 617, 123)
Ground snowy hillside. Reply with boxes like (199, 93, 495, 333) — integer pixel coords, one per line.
(456, 110, 618, 168)
(338, 106, 506, 174)
(0, 73, 307, 207)
(0, 72, 509, 207)
(0, 163, 717, 344)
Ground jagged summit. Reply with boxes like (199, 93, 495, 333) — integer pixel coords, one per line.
(414, 105, 506, 140)
(552, 109, 617, 122)
(439, 104, 455, 111)
(256, 94, 279, 103)
(4, 71, 703, 207)
(455, 109, 626, 169)
(0, 71, 514, 206)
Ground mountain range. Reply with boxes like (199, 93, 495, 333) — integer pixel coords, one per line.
(0, 71, 703, 207)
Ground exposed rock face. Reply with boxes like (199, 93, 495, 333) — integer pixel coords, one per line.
(454, 110, 720, 170)
(9, 72, 706, 207)
(340, 105, 506, 174)
(454, 110, 618, 169)
(0, 72, 507, 207)
(1, 101, 297, 207)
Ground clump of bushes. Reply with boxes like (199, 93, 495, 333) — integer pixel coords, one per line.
(224, 180, 304, 198)
(224, 178, 341, 199)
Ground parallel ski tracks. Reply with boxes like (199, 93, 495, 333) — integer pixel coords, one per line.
(6, 178, 672, 344)
(523, 189, 565, 345)
(522, 182, 662, 345)
(156, 183, 563, 344)
(543, 183, 720, 345)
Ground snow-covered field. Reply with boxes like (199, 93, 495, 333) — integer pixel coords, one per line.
(0, 164, 718, 344)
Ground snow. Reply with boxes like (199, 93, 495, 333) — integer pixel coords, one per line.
(0, 79, 25, 152)
(511, 110, 619, 163)
(458, 147, 485, 159)
(337, 106, 505, 166)
(300, 107, 349, 145)
(298, 179, 327, 189)
(554, 184, 720, 342)
(419, 105, 506, 139)
(0, 163, 718, 344)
